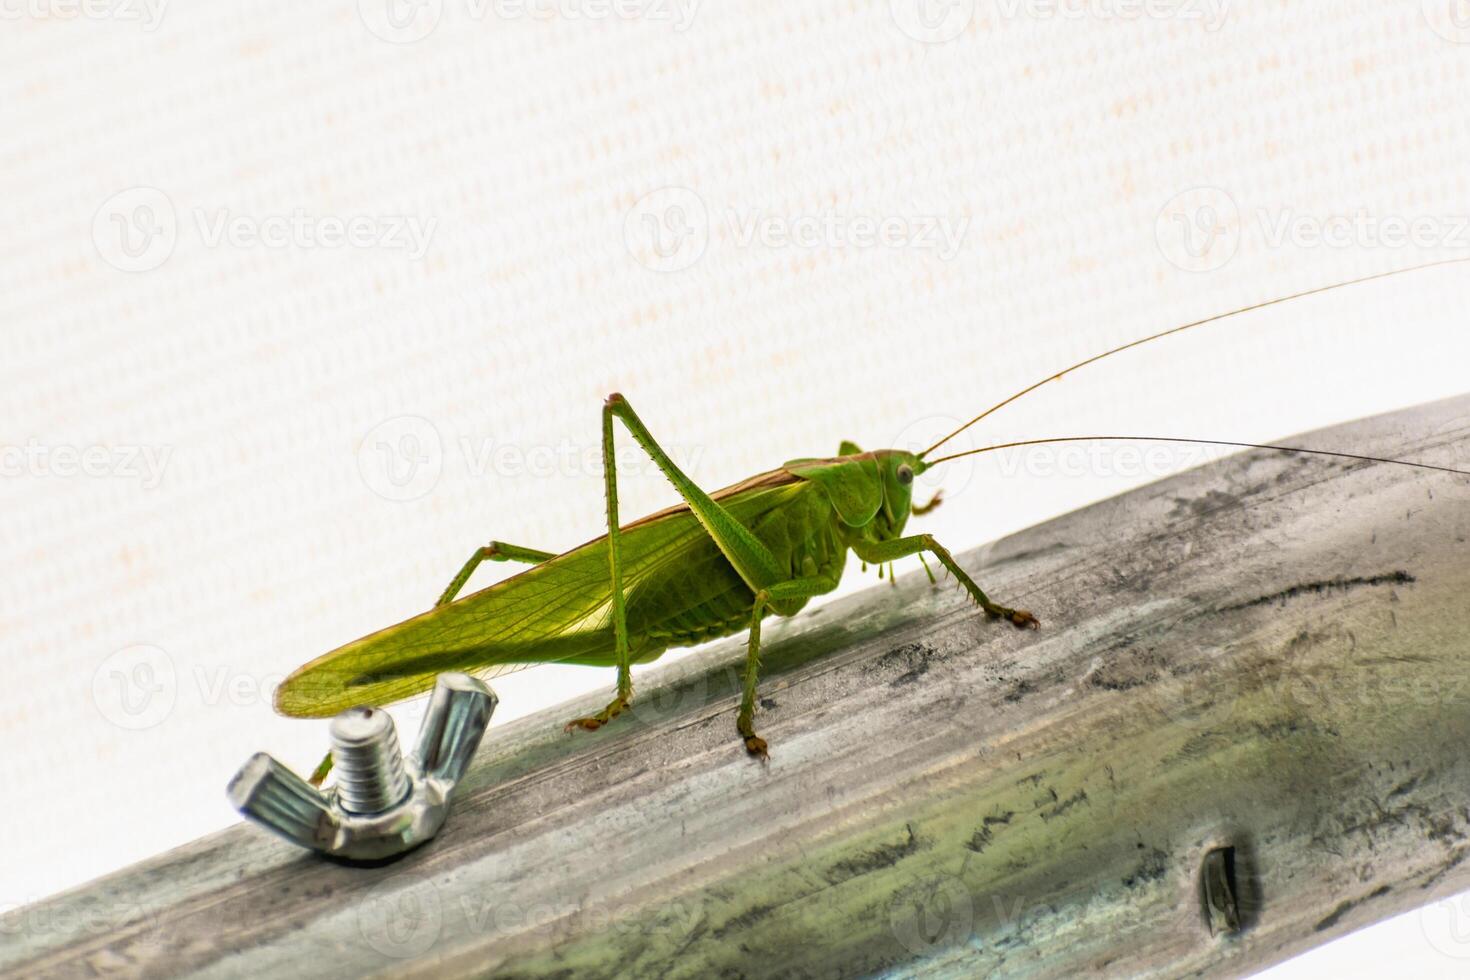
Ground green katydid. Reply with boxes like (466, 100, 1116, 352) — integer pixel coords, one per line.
(276, 258, 1470, 775)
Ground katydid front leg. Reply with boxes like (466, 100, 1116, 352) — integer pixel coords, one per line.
(565, 393, 788, 735)
(851, 534, 1038, 628)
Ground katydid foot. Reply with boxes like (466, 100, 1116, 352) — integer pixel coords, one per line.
(564, 696, 629, 733)
(990, 606, 1039, 629)
(738, 715, 768, 761)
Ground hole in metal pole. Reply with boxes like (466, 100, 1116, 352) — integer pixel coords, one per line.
(1201, 846, 1242, 936)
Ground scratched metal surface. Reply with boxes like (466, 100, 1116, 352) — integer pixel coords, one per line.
(5, 396, 1470, 979)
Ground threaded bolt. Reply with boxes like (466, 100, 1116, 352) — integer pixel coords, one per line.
(229, 674, 496, 861)
(329, 706, 410, 814)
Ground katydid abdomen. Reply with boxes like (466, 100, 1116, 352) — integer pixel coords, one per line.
(276, 468, 867, 723)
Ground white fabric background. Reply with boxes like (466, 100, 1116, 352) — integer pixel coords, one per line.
(3, 1, 1470, 974)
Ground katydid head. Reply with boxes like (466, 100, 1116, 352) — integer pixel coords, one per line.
(797, 443, 933, 540)
(868, 448, 928, 539)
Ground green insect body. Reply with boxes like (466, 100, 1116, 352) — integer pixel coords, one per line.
(277, 398, 1032, 761)
(276, 260, 1470, 767)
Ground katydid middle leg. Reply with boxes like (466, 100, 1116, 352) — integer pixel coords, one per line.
(852, 534, 1038, 628)
(305, 540, 556, 786)
(738, 574, 839, 759)
(436, 541, 556, 606)
(564, 393, 788, 735)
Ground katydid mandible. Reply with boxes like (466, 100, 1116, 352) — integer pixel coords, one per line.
(275, 258, 1470, 774)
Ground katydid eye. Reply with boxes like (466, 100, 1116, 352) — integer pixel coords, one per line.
(896, 465, 914, 485)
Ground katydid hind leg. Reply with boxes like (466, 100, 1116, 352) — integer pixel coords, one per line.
(564, 402, 636, 733)
(566, 393, 789, 736)
(436, 540, 557, 607)
(853, 534, 1037, 628)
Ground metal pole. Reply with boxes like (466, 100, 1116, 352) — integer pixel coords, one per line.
(6, 396, 1470, 979)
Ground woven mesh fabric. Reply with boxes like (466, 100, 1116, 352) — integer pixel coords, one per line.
(3, 5, 1469, 969)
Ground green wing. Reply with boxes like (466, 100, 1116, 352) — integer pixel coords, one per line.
(274, 473, 807, 717)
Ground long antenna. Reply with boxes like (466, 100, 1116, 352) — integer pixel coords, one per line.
(919, 257, 1470, 459)
(923, 435, 1470, 477)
